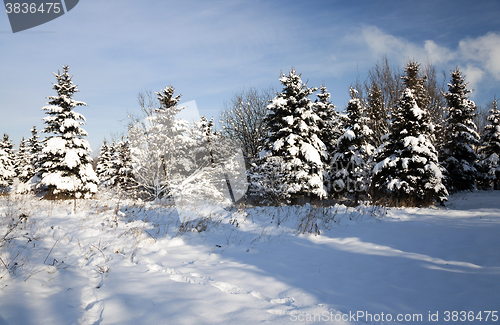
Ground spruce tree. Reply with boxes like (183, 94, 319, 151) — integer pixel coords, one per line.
(248, 156, 288, 204)
(440, 68, 480, 192)
(479, 98, 500, 189)
(313, 85, 343, 195)
(366, 82, 389, 148)
(0, 134, 16, 191)
(15, 137, 33, 183)
(331, 88, 373, 200)
(260, 68, 326, 201)
(128, 86, 188, 199)
(401, 60, 430, 111)
(96, 139, 115, 187)
(372, 88, 448, 206)
(114, 140, 136, 193)
(27, 126, 43, 180)
(38, 65, 98, 199)
(313, 85, 342, 157)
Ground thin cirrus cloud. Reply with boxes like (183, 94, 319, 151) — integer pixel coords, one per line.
(359, 26, 500, 94)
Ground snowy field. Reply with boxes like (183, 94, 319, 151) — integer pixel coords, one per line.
(1, 191, 499, 325)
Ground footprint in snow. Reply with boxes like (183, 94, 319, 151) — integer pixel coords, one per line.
(78, 286, 104, 325)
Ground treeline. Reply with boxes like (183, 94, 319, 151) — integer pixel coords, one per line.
(1, 59, 499, 207)
(222, 59, 500, 206)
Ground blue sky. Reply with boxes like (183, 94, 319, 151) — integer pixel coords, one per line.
(1, 0, 500, 153)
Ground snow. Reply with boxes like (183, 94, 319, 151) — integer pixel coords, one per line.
(43, 137, 66, 154)
(339, 129, 355, 142)
(63, 149, 81, 169)
(301, 142, 322, 165)
(283, 115, 293, 125)
(411, 102, 425, 119)
(41, 172, 80, 192)
(273, 139, 284, 151)
(268, 97, 286, 109)
(1, 191, 500, 324)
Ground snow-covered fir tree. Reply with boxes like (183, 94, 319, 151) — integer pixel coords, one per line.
(96, 138, 137, 193)
(15, 137, 32, 183)
(113, 140, 136, 193)
(366, 82, 389, 148)
(173, 116, 243, 206)
(372, 88, 448, 206)
(248, 156, 289, 204)
(27, 125, 43, 180)
(331, 88, 373, 200)
(0, 134, 16, 191)
(440, 68, 480, 192)
(401, 60, 430, 111)
(96, 139, 115, 187)
(128, 86, 190, 200)
(194, 116, 217, 167)
(479, 98, 500, 190)
(38, 65, 98, 199)
(313, 85, 343, 156)
(312, 84, 344, 195)
(258, 68, 326, 202)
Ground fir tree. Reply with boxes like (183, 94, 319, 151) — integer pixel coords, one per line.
(173, 115, 246, 206)
(156, 86, 182, 114)
(260, 68, 326, 201)
(366, 82, 389, 148)
(372, 88, 448, 206)
(96, 139, 115, 187)
(247, 156, 288, 204)
(313, 84, 343, 195)
(0, 134, 16, 191)
(128, 86, 189, 200)
(331, 88, 373, 200)
(38, 65, 98, 199)
(479, 98, 500, 189)
(195, 116, 221, 168)
(401, 60, 430, 111)
(114, 140, 136, 193)
(440, 68, 480, 192)
(313, 85, 342, 157)
(27, 125, 43, 180)
(15, 137, 33, 183)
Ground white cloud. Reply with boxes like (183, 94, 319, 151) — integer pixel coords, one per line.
(361, 26, 455, 65)
(360, 26, 500, 87)
(459, 32, 500, 80)
(361, 26, 419, 63)
(460, 65, 485, 92)
(423, 40, 456, 64)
